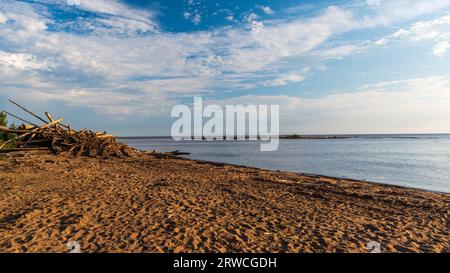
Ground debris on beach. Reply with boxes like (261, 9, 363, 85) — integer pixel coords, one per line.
(0, 100, 139, 158)
(144, 150, 190, 158)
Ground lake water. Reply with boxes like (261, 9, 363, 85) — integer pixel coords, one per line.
(122, 135, 450, 193)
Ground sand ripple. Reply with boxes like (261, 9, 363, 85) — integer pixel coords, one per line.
(0, 152, 448, 253)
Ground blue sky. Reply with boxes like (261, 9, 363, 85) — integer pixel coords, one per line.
(1, 0, 450, 135)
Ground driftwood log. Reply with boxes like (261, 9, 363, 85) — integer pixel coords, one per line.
(0, 100, 139, 158)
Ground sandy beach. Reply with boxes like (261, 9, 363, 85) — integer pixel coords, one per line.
(0, 151, 448, 253)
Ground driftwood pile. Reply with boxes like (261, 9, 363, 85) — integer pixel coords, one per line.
(0, 100, 139, 157)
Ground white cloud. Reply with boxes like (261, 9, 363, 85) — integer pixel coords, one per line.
(259, 6, 274, 15)
(0, 51, 49, 70)
(66, 0, 81, 5)
(62, 0, 159, 34)
(361, 0, 450, 27)
(1, 0, 450, 117)
(0, 2, 48, 39)
(225, 15, 234, 22)
(375, 14, 450, 57)
(433, 41, 450, 57)
(296, 76, 450, 133)
(0, 11, 6, 24)
(212, 76, 450, 134)
(285, 4, 317, 14)
(312, 43, 368, 60)
(213, 6, 358, 74)
(263, 68, 310, 86)
(243, 12, 259, 24)
(202, 95, 302, 120)
(182, 0, 204, 25)
(67, 0, 156, 22)
(367, 0, 381, 6)
(192, 14, 201, 25)
(183, 10, 201, 25)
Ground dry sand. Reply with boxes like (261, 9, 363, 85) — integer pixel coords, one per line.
(0, 151, 448, 253)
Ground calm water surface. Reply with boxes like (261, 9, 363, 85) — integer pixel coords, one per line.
(122, 135, 450, 193)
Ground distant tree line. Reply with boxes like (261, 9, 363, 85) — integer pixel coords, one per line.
(0, 111, 17, 143)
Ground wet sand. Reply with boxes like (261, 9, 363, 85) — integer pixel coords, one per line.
(0, 151, 448, 253)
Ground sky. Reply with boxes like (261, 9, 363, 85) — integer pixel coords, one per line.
(0, 0, 450, 136)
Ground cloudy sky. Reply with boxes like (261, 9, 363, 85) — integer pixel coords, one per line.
(0, 0, 450, 135)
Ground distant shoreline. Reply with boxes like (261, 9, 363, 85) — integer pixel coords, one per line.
(118, 133, 450, 140)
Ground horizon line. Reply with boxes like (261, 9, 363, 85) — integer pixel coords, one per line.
(117, 133, 450, 139)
